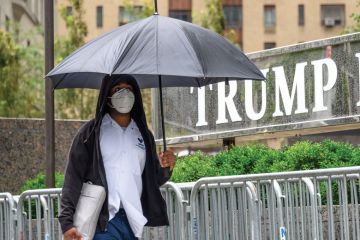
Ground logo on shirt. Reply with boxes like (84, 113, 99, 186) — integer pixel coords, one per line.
(136, 138, 145, 150)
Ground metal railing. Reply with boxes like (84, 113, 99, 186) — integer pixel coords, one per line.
(0, 192, 15, 240)
(190, 166, 360, 240)
(142, 182, 187, 240)
(13, 183, 187, 240)
(16, 188, 62, 240)
(2, 166, 360, 240)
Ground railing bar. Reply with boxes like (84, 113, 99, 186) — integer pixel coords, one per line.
(355, 177, 360, 240)
(316, 179, 323, 240)
(327, 176, 334, 240)
(0, 200, 4, 240)
(343, 175, 349, 240)
(350, 179, 356, 240)
(284, 181, 291, 236)
(57, 193, 62, 240)
(262, 184, 268, 239)
(204, 184, 209, 240)
(28, 197, 32, 240)
(299, 179, 305, 240)
(254, 180, 260, 240)
(216, 183, 224, 240)
(338, 179, 344, 239)
(229, 183, 234, 240)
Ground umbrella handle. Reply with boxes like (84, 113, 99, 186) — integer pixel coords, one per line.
(158, 76, 166, 151)
(158, 76, 172, 177)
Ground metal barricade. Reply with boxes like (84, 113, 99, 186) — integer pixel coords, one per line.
(16, 188, 62, 240)
(190, 166, 360, 240)
(15, 183, 187, 240)
(0, 192, 15, 240)
(7, 166, 360, 240)
(189, 180, 261, 240)
(267, 174, 360, 240)
(142, 181, 187, 240)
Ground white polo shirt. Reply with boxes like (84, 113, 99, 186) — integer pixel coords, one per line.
(100, 113, 148, 237)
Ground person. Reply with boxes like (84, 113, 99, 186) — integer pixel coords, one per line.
(60, 74, 176, 240)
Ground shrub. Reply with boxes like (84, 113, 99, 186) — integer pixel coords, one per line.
(271, 141, 322, 172)
(18, 171, 64, 219)
(213, 144, 275, 175)
(170, 151, 216, 182)
(18, 140, 360, 186)
(319, 140, 354, 168)
(171, 140, 360, 183)
(351, 146, 360, 165)
(19, 171, 64, 194)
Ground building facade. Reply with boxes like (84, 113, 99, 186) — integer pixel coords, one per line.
(55, 0, 358, 53)
(0, 0, 44, 32)
(241, 0, 358, 52)
(55, 0, 169, 42)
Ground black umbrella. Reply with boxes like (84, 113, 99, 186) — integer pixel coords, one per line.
(46, 13, 265, 150)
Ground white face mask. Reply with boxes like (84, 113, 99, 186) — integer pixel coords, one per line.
(108, 88, 135, 114)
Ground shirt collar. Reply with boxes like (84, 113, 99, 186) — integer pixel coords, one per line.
(103, 113, 136, 132)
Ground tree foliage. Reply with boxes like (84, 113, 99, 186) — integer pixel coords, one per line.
(0, 30, 22, 117)
(192, 0, 238, 46)
(57, 0, 88, 61)
(344, 0, 360, 33)
(0, 0, 97, 119)
(193, 0, 224, 35)
(55, 0, 98, 120)
(123, 0, 154, 19)
(0, 24, 45, 118)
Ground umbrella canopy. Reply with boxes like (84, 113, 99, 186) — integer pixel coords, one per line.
(46, 15, 265, 89)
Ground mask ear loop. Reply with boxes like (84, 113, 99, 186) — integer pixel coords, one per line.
(106, 95, 115, 109)
(107, 88, 125, 109)
(107, 100, 115, 109)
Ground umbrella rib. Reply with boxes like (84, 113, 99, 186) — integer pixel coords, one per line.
(170, 20, 206, 79)
(156, 15, 159, 75)
(110, 18, 152, 75)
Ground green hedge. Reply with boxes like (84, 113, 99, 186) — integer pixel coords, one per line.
(19, 171, 64, 194)
(170, 140, 360, 183)
(18, 172, 64, 219)
(19, 140, 360, 191)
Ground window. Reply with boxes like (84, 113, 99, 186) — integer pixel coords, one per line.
(223, 5, 242, 28)
(298, 4, 304, 26)
(66, 6, 73, 16)
(169, 10, 192, 22)
(264, 42, 276, 50)
(321, 5, 345, 27)
(96, 6, 103, 28)
(118, 6, 142, 26)
(5, 15, 10, 32)
(264, 5, 276, 30)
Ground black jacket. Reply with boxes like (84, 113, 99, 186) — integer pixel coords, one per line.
(59, 75, 172, 234)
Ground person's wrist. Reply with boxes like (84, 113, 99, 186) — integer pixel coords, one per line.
(62, 225, 74, 235)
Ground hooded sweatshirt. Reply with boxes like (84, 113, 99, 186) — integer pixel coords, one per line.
(59, 74, 171, 234)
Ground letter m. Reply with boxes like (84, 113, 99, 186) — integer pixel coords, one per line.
(272, 62, 308, 117)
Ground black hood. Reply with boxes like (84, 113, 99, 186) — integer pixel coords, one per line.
(59, 75, 171, 234)
(85, 74, 149, 142)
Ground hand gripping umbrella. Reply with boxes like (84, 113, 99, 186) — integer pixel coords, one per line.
(46, 13, 266, 151)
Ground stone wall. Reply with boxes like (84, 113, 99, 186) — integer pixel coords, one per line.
(1, 118, 359, 194)
(0, 118, 86, 193)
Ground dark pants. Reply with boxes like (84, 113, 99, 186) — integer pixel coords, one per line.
(93, 208, 137, 240)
